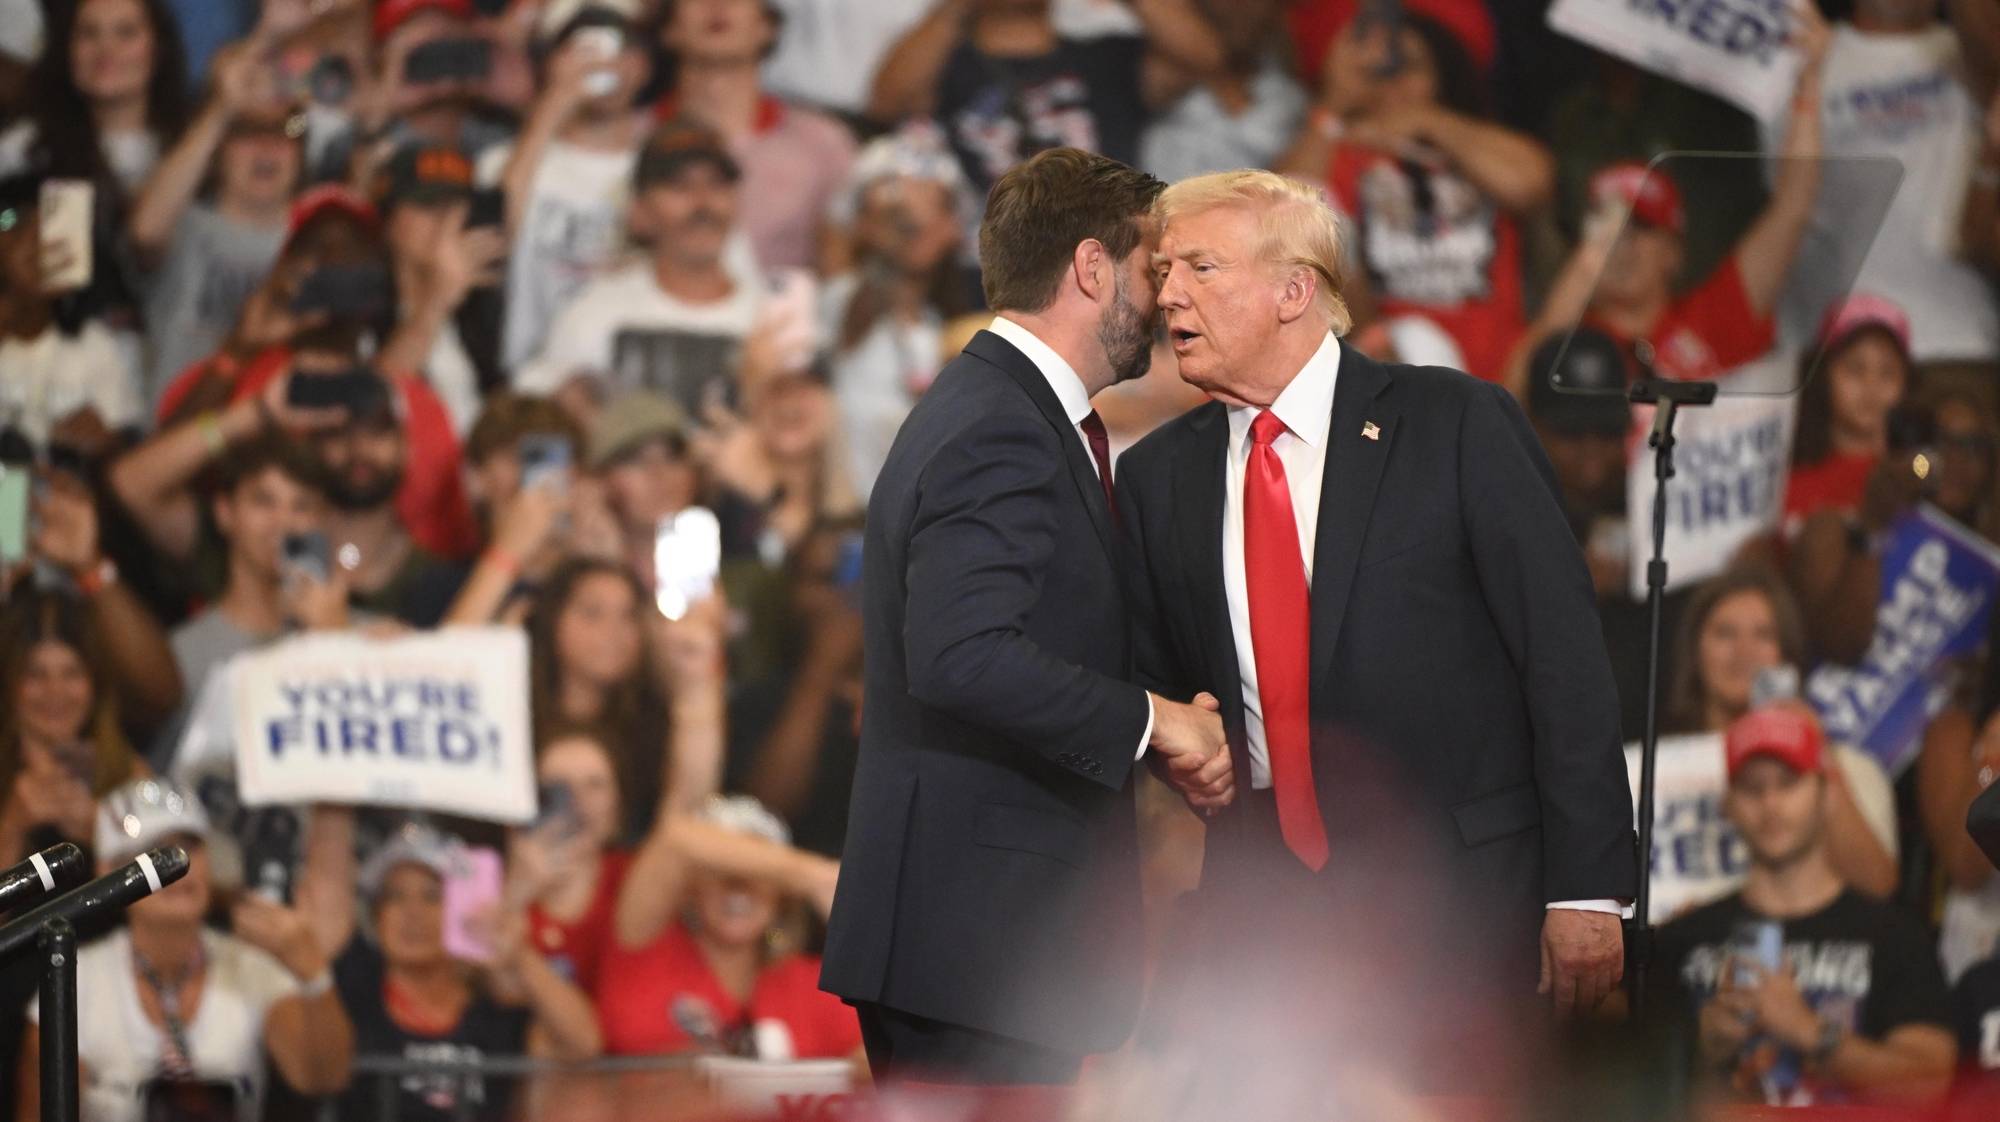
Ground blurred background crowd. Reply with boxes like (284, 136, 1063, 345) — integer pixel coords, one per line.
(6, 0, 2000, 1118)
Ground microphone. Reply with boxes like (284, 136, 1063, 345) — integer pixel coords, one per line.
(0, 844, 87, 915)
(0, 847, 190, 962)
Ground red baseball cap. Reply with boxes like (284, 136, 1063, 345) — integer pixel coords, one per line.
(1815, 292, 1912, 358)
(374, 0, 472, 43)
(1725, 705, 1825, 782)
(1589, 161, 1684, 235)
(286, 184, 379, 241)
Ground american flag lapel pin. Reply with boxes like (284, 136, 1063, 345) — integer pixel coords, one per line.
(1362, 421, 1381, 441)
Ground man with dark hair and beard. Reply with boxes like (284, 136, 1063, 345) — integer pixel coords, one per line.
(307, 369, 469, 628)
(820, 147, 1232, 1098)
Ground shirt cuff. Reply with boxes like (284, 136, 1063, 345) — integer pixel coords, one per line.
(1136, 692, 1155, 761)
(1547, 898, 1632, 918)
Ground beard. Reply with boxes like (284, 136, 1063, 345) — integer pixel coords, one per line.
(1096, 268, 1155, 386)
(325, 464, 404, 512)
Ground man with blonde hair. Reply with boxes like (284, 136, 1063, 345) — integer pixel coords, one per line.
(1116, 168, 1637, 1084)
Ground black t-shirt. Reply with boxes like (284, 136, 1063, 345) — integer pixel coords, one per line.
(934, 36, 1146, 200)
(333, 942, 532, 1122)
(1652, 889, 1952, 1105)
(1955, 957, 2000, 1086)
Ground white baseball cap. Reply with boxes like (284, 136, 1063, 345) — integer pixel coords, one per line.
(95, 779, 213, 866)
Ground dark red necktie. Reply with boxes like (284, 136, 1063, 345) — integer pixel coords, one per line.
(1080, 410, 1117, 521)
(1245, 411, 1328, 871)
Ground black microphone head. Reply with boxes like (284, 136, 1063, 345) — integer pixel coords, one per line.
(138, 846, 191, 892)
(39, 843, 87, 889)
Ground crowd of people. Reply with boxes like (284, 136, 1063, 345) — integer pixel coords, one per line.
(3, 0, 2000, 1116)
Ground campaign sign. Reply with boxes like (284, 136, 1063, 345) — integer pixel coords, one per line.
(1548, 0, 1806, 120)
(697, 1057, 856, 1120)
(1625, 734, 1748, 922)
(231, 627, 535, 822)
(1807, 505, 2000, 776)
(1627, 391, 1795, 601)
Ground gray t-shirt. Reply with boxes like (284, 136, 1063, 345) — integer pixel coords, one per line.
(150, 608, 272, 770)
(141, 206, 285, 405)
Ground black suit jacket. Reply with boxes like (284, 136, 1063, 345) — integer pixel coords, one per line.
(820, 330, 1151, 1055)
(1115, 343, 1637, 944)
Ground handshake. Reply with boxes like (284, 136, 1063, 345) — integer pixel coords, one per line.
(1148, 693, 1235, 813)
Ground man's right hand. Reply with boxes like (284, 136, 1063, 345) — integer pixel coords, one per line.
(1149, 692, 1234, 811)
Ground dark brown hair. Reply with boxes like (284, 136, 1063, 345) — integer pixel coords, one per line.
(978, 148, 1163, 315)
(1791, 325, 1913, 467)
(1663, 566, 1807, 735)
(0, 591, 140, 796)
(465, 393, 585, 468)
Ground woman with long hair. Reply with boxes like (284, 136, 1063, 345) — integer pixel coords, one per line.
(525, 558, 725, 841)
(1784, 294, 1915, 532)
(1656, 567, 1898, 902)
(1, 0, 190, 193)
(0, 590, 147, 868)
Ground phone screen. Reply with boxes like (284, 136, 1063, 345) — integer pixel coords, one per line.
(280, 530, 332, 585)
(0, 466, 29, 565)
(653, 507, 721, 621)
(518, 434, 572, 493)
(441, 845, 504, 964)
(38, 180, 92, 292)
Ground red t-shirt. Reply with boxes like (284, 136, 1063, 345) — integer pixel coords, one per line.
(1589, 258, 1776, 385)
(156, 348, 480, 560)
(1784, 451, 1877, 529)
(1325, 144, 1524, 381)
(525, 849, 631, 994)
(595, 921, 861, 1060)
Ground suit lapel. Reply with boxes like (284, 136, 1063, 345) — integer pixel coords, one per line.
(964, 331, 1117, 560)
(1309, 346, 1398, 689)
(1172, 404, 1245, 734)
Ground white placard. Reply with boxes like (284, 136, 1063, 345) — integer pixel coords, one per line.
(697, 1056, 857, 1118)
(1548, 0, 1806, 121)
(1625, 733, 1746, 922)
(1626, 385, 1796, 601)
(227, 627, 535, 823)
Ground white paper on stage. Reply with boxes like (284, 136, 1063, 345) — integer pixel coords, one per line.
(697, 1057, 856, 1116)
(1547, 0, 1807, 120)
(214, 627, 536, 823)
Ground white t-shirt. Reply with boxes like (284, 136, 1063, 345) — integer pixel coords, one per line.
(820, 273, 938, 499)
(515, 260, 764, 394)
(494, 138, 638, 370)
(0, 321, 143, 446)
(1623, 733, 1898, 922)
(1759, 24, 1998, 361)
(28, 928, 300, 1122)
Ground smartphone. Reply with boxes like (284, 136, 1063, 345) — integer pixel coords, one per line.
(466, 186, 505, 230)
(532, 781, 584, 842)
(286, 366, 387, 413)
(1728, 919, 1784, 989)
(442, 845, 504, 964)
(49, 741, 94, 787)
(574, 26, 622, 96)
(38, 179, 92, 292)
(0, 465, 29, 565)
(304, 53, 354, 106)
(290, 262, 392, 322)
(653, 507, 721, 621)
(405, 36, 493, 85)
(280, 530, 332, 585)
(518, 434, 572, 493)
(764, 270, 819, 371)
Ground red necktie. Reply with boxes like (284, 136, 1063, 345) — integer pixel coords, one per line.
(1245, 411, 1328, 871)
(1080, 410, 1117, 521)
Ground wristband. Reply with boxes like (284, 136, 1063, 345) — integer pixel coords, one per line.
(197, 411, 228, 458)
(486, 544, 523, 580)
(74, 558, 118, 598)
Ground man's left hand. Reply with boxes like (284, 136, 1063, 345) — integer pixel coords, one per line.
(1540, 909, 1624, 1018)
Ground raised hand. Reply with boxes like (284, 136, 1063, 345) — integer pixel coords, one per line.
(232, 896, 331, 981)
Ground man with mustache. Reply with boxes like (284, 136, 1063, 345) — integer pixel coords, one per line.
(821, 147, 1231, 1095)
(1117, 169, 1636, 1090)
(516, 119, 765, 398)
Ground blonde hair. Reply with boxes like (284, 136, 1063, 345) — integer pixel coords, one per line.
(1155, 170, 1352, 335)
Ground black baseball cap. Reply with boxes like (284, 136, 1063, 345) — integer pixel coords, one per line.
(634, 119, 741, 190)
(374, 143, 475, 210)
(1527, 329, 1634, 436)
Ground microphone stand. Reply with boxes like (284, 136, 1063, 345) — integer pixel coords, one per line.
(1625, 358, 1717, 1020)
(38, 920, 76, 1122)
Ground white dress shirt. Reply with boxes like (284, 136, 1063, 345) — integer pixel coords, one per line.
(1221, 333, 1620, 916)
(987, 316, 1155, 759)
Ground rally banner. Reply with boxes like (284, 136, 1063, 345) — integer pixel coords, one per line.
(1626, 390, 1795, 601)
(221, 627, 536, 823)
(1547, 0, 1806, 120)
(1807, 505, 2000, 776)
(1625, 733, 1747, 922)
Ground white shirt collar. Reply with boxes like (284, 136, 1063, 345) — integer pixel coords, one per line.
(1228, 332, 1343, 448)
(988, 315, 1093, 426)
